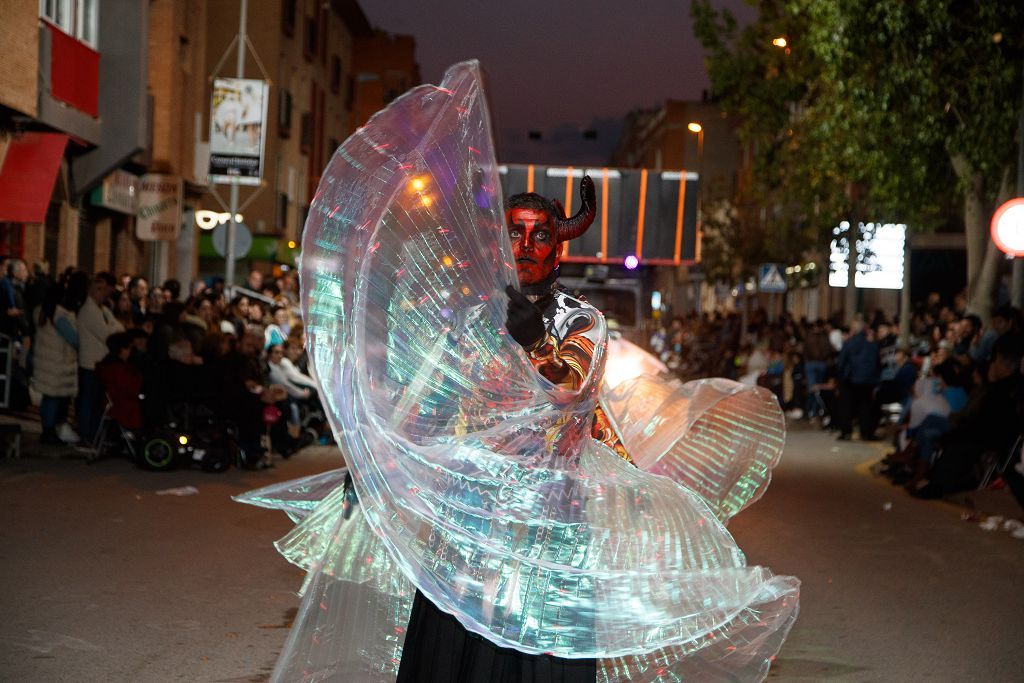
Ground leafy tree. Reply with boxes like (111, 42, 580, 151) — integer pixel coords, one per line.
(692, 0, 1024, 319)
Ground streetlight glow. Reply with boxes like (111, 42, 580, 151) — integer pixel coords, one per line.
(687, 122, 702, 133)
(772, 37, 788, 48)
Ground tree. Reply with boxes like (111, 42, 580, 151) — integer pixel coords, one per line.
(692, 0, 1024, 320)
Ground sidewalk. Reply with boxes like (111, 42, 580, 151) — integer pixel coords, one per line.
(805, 420, 1024, 523)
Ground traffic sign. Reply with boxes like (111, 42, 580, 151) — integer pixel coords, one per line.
(212, 222, 253, 259)
(758, 263, 787, 293)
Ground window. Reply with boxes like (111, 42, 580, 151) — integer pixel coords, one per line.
(278, 89, 292, 138)
(330, 56, 342, 95)
(281, 0, 296, 37)
(300, 112, 313, 155)
(276, 192, 289, 231)
(319, 9, 328, 65)
(40, 0, 98, 47)
(303, 16, 317, 61)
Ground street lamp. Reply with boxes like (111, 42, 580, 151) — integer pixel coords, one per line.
(772, 36, 791, 55)
(687, 122, 704, 261)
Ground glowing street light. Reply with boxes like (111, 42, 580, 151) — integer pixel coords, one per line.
(772, 37, 788, 48)
(992, 198, 1024, 257)
(687, 123, 705, 261)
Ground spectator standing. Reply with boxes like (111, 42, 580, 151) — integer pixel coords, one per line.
(112, 289, 134, 329)
(162, 278, 182, 303)
(837, 319, 881, 440)
(803, 320, 833, 419)
(128, 276, 149, 325)
(77, 273, 124, 441)
(1, 259, 33, 408)
(33, 271, 89, 444)
(0, 258, 31, 341)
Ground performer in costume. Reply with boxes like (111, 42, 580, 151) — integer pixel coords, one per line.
(237, 61, 799, 683)
(398, 177, 623, 681)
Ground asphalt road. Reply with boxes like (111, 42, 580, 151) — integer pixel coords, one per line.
(1, 426, 1021, 682)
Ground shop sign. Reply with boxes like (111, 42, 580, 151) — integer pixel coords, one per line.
(91, 169, 139, 214)
(136, 174, 182, 241)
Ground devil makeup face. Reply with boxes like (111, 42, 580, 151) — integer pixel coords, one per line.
(508, 207, 559, 285)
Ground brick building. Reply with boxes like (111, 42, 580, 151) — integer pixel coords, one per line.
(0, 1, 420, 286)
(0, 0, 149, 277)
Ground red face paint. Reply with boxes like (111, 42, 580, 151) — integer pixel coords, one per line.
(507, 208, 558, 285)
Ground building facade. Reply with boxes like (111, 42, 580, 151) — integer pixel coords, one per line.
(0, 0, 419, 288)
(0, 0, 149, 277)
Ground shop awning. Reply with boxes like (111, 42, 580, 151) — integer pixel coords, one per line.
(0, 132, 68, 223)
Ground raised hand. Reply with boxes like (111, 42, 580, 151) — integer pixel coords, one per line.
(505, 285, 545, 350)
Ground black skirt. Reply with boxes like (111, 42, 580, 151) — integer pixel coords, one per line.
(396, 590, 596, 683)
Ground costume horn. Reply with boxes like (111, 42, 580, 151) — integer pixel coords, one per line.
(556, 175, 596, 242)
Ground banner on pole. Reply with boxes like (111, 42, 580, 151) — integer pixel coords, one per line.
(136, 174, 182, 241)
(208, 77, 268, 185)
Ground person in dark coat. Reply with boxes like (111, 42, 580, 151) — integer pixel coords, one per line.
(836, 319, 881, 440)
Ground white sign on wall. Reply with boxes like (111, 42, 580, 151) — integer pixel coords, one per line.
(136, 174, 182, 241)
(92, 170, 139, 214)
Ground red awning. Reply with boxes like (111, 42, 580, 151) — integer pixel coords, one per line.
(0, 132, 68, 223)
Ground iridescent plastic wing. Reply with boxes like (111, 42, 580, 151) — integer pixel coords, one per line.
(602, 363, 786, 524)
(247, 60, 798, 681)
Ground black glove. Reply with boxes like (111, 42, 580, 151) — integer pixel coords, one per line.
(505, 285, 546, 350)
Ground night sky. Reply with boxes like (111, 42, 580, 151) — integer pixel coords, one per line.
(360, 0, 754, 164)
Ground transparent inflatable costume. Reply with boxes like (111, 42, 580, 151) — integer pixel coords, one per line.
(237, 61, 799, 682)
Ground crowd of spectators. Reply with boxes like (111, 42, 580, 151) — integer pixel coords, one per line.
(649, 293, 1024, 509)
(0, 259, 322, 467)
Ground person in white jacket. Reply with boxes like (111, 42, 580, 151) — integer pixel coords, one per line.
(76, 273, 124, 441)
(33, 272, 90, 444)
(266, 344, 316, 399)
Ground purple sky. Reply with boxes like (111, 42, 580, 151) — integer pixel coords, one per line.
(360, 1, 755, 164)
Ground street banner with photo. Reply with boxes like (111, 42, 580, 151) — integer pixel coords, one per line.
(208, 77, 268, 185)
(136, 174, 182, 241)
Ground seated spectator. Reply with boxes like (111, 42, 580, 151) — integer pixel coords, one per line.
(267, 343, 316, 399)
(876, 347, 917, 406)
(264, 306, 290, 348)
(910, 348, 1023, 499)
(95, 332, 144, 431)
(217, 333, 284, 466)
(284, 335, 310, 374)
(886, 360, 967, 485)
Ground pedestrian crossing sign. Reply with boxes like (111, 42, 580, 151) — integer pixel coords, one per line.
(758, 263, 787, 293)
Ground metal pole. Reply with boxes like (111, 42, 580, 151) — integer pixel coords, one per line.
(225, 0, 247, 289)
(696, 129, 704, 263)
(1011, 59, 1024, 309)
(899, 238, 911, 344)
